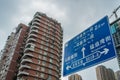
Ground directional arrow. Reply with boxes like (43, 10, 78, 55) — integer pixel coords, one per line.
(81, 47, 86, 58)
(100, 48, 109, 54)
(66, 65, 71, 70)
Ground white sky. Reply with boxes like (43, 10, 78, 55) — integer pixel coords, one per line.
(0, 0, 120, 80)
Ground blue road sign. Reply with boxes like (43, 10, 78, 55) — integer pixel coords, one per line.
(63, 16, 116, 76)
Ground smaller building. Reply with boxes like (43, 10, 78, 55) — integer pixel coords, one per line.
(115, 70, 120, 80)
(96, 65, 116, 80)
(68, 74, 82, 80)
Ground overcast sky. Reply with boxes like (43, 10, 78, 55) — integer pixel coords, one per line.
(0, 0, 120, 80)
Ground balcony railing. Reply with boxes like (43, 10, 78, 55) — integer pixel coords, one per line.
(30, 29, 38, 33)
(32, 21, 40, 26)
(31, 25, 39, 30)
(26, 38, 36, 43)
(24, 47, 34, 52)
(19, 64, 31, 70)
(17, 71, 29, 76)
(35, 14, 42, 18)
(28, 33, 37, 39)
(25, 43, 35, 48)
(21, 58, 32, 64)
(33, 18, 41, 22)
(22, 53, 34, 59)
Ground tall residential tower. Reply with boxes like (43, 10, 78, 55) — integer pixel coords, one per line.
(110, 18, 120, 67)
(0, 12, 63, 80)
(17, 12, 63, 80)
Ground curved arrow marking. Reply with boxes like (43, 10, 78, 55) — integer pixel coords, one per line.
(100, 48, 109, 54)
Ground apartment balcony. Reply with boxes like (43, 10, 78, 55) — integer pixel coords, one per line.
(32, 21, 40, 26)
(19, 64, 31, 70)
(22, 53, 34, 59)
(21, 58, 32, 64)
(25, 43, 35, 48)
(28, 33, 37, 39)
(33, 18, 41, 22)
(26, 38, 36, 43)
(24, 47, 34, 52)
(17, 71, 29, 76)
(55, 74, 59, 78)
(31, 25, 39, 30)
(30, 29, 38, 33)
(34, 14, 42, 19)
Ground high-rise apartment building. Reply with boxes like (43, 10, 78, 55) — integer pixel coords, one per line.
(68, 74, 82, 80)
(96, 65, 116, 80)
(0, 12, 63, 80)
(17, 12, 63, 80)
(0, 32, 15, 80)
(0, 23, 28, 80)
(110, 18, 120, 67)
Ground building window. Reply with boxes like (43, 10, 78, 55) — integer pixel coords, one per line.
(50, 49, 54, 53)
(31, 44, 35, 49)
(49, 58, 52, 63)
(50, 45, 54, 48)
(50, 54, 54, 58)
(49, 64, 53, 68)
(47, 76, 52, 80)
(38, 55, 42, 59)
(44, 51, 47, 55)
(44, 29, 47, 32)
(40, 73, 44, 78)
(45, 47, 48, 51)
(46, 42, 49, 46)
(41, 41, 44, 44)
(48, 69, 52, 74)
(40, 45, 43, 49)
(43, 56, 47, 61)
(42, 61, 46, 66)
(27, 44, 31, 48)
(39, 50, 42, 53)
(42, 36, 45, 40)
(34, 78, 38, 80)
(41, 67, 45, 71)
(43, 33, 46, 36)
(38, 60, 41, 64)
(36, 72, 39, 76)
(37, 67, 40, 70)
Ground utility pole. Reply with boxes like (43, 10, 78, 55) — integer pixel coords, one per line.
(109, 5, 120, 19)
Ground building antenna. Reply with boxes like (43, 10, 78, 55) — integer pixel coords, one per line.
(109, 5, 120, 19)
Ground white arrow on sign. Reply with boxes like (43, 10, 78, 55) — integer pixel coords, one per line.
(81, 47, 86, 58)
(100, 48, 109, 54)
(66, 65, 71, 70)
